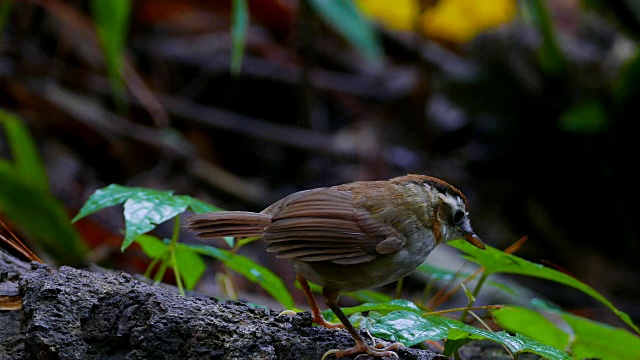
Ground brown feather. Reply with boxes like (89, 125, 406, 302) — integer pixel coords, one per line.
(186, 211, 271, 238)
(261, 188, 406, 265)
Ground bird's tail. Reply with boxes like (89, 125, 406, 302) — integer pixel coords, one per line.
(186, 211, 272, 239)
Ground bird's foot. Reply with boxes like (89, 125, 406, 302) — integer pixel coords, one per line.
(321, 341, 403, 359)
(313, 313, 345, 329)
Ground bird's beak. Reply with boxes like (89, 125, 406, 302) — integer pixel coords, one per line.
(458, 220, 485, 249)
(464, 232, 485, 250)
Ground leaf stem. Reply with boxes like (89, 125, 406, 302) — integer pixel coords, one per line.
(459, 273, 488, 323)
(143, 254, 163, 278)
(169, 215, 185, 296)
(153, 256, 168, 284)
(395, 277, 404, 299)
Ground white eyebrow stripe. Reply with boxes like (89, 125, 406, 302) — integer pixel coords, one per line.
(437, 193, 468, 213)
(437, 192, 457, 206)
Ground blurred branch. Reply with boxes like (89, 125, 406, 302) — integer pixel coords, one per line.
(35, 0, 170, 126)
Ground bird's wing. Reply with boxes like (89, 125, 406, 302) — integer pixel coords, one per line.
(263, 188, 406, 265)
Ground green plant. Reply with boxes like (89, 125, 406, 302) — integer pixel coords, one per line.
(71, 184, 294, 308)
(89, 0, 131, 111)
(230, 0, 248, 75)
(0, 110, 87, 265)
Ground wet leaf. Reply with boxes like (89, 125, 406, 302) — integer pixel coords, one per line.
(367, 310, 572, 359)
(72, 185, 222, 251)
(122, 197, 187, 251)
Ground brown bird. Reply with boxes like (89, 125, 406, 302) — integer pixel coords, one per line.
(186, 174, 485, 358)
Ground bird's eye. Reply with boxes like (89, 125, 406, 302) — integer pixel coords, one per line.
(453, 210, 465, 225)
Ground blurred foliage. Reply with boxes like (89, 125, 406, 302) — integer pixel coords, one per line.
(0, 110, 87, 265)
(308, 0, 383, 61)
(230, 0, 248, 75)
(89, 0, 131, 111)
(0, 0, 12, 49)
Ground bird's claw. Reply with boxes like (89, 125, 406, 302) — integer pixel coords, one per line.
(313, 314, 344, 329)
(321, 341, 403, 359)
(364, 329, 403, 351)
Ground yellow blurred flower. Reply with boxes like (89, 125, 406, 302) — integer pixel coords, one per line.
(356, 0, 517, 43)
(355, 0, 419, 31)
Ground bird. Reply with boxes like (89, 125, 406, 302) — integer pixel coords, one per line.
(186, 174, 485, 358)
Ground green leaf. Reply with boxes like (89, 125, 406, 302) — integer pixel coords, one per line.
(135, 234, 168, 258)
(188, 244, 294, 309)
(443, 328, 481, 356)
(73, 185, 222, 223)
(72, 184, 163, 222)
(0, 110, 48, 192)
(367, 310, 572, 359)
(561, 310, 640, 359)
(0, 163, 86, 265)
(175, 243, 207, 290)
(306, 0, 383, 62)
(90, 0, 131, 109)
(135, 236, 206, 290)
(493, 306, 571, 350)
(175, 195, 223, 214)
(122, 196, 187, 251)
(230, 0, 248, 75)
(448, 239, 640, 334)
(73, 185, 222, 251)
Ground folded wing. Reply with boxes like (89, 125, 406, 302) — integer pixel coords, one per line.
(263, 188, 406, 265)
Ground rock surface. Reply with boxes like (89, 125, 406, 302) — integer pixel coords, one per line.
(0, 249, 446, 360)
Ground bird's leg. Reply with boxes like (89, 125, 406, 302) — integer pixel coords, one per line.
(297, 274, 343, 328)
(321, 287, 403, 359)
